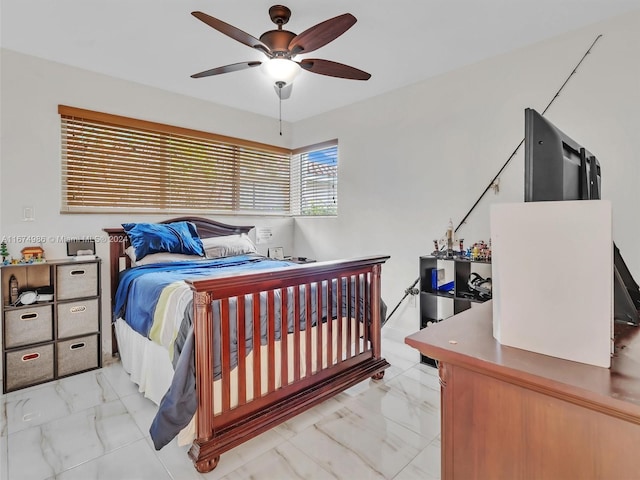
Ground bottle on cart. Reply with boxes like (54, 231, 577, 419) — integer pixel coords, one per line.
(9, 274, 19, 305)
(446, 219, 454, 256)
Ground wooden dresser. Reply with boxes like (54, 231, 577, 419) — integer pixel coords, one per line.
(2, 258, 102, 393)
(405, 301, 640, 480)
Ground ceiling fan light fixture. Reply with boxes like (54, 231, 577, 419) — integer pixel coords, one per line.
(261, 58, 301, 84)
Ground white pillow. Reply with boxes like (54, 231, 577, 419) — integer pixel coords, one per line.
(125, 246, 203, 266)
(202, 234, 257, 259)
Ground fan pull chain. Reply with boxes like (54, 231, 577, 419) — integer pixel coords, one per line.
(276, 81, 285, 136)
(279, 93, 282, 136)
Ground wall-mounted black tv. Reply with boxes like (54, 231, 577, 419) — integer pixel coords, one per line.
(525, 108, 601, 202)
(524, 108, 640, 325)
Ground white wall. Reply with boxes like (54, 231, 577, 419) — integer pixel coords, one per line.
(291, 11, 640, 333)
(0, 49, 296, 360)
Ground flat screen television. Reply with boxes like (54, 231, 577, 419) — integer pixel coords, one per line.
(524, 107, 640, 325)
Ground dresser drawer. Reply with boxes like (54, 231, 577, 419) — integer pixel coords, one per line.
(4, 305, 53, 348)
(56, 263, 98, 300)
(57, 334, 99, 377)
(5, 343, 54, 392)
(57, 298, 99, 338)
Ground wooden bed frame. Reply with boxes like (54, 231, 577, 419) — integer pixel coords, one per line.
(104, 217, 390, 472)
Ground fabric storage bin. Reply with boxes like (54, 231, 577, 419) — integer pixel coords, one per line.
(56, 263, 98, 300)
(5, 343, 54, 392)
(57, 334, 99, 377)
(57, 298, 99, 338)
(4, 305, 53, 348)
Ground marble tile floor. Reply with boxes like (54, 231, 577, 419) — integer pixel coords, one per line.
(0, 325, 441, 480)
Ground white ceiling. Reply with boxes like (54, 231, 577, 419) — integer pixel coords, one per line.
(2, 1, 639, 122)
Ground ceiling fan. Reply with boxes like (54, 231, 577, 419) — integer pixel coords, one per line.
(190, 5, 371, 100)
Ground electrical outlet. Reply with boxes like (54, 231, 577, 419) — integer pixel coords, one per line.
(23, 206, 35, 221)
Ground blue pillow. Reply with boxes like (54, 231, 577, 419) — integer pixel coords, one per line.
(122, 221, 205, 261)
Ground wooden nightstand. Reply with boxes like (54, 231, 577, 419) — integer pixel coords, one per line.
(1, 258, 102, 393)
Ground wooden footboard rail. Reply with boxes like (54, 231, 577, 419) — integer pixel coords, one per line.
(186, 256, 390, 472)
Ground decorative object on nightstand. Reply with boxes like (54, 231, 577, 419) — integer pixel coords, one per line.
(1, 257, 102, 393)
(20, 245, 45, 262)
(0, 241, 9, 263)
(288, 256, 316, 264)
(267, 247, 284, 260)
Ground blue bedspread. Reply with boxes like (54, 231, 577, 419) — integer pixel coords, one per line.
(114, 254, 294, 337)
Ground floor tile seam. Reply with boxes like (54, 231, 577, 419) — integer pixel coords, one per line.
(390, 444, 440, 480)
(390, 434, 443, 480)
(326, 386, 437, 441)
(381, 336, 422, 352)
(118, 393, 159, 437)
(381, 411, 440, 444)
(294, 422, 390, 479)
(1, 382, 50, 402)
(358, 364, 435, 402)
(222, 438, 335, 480)
(46, 436, 152, 479)
(6, 396, 146, 463)
(279, 438, 337, 479)
(147, 443, 183, 480)
(342, 390, 440, 444)
(381, 352, 421, 372)
(0, 436, 7, 480)
(383, 352, 423, 367)
(390, 369, 442, 394)
(4, 400, 74, 437)
(3, 379, 127, 436)
(116, 399, 154, 442)
(99, 365, 141, 400)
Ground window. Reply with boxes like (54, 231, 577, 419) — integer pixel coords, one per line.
(59, 105, 337, 216)
(291, 142, 338, 216)
(59, 106, 291, 215)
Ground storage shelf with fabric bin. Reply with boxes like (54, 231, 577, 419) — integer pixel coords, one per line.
(419, 255, 492, 367)
(1, 258, 102, 393)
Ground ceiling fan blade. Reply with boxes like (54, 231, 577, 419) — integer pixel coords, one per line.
(192, 11, 271, 56)
(288, 13, 356, 55)
(274, 83, 293, 100)
(191, 61, 262, 78)
(298, 59, 371, 80)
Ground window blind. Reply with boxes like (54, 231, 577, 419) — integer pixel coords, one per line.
(59, 106, 291, 214)
(291, 142, 338, 216)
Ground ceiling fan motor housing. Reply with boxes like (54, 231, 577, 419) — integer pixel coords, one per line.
(259, 30, 297, 56)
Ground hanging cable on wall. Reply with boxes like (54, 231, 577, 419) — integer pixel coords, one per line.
(384, 33, 604, 325)
(454, 33, 603, 233)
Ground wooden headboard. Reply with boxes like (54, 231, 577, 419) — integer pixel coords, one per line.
(102, 217, 254, 351)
